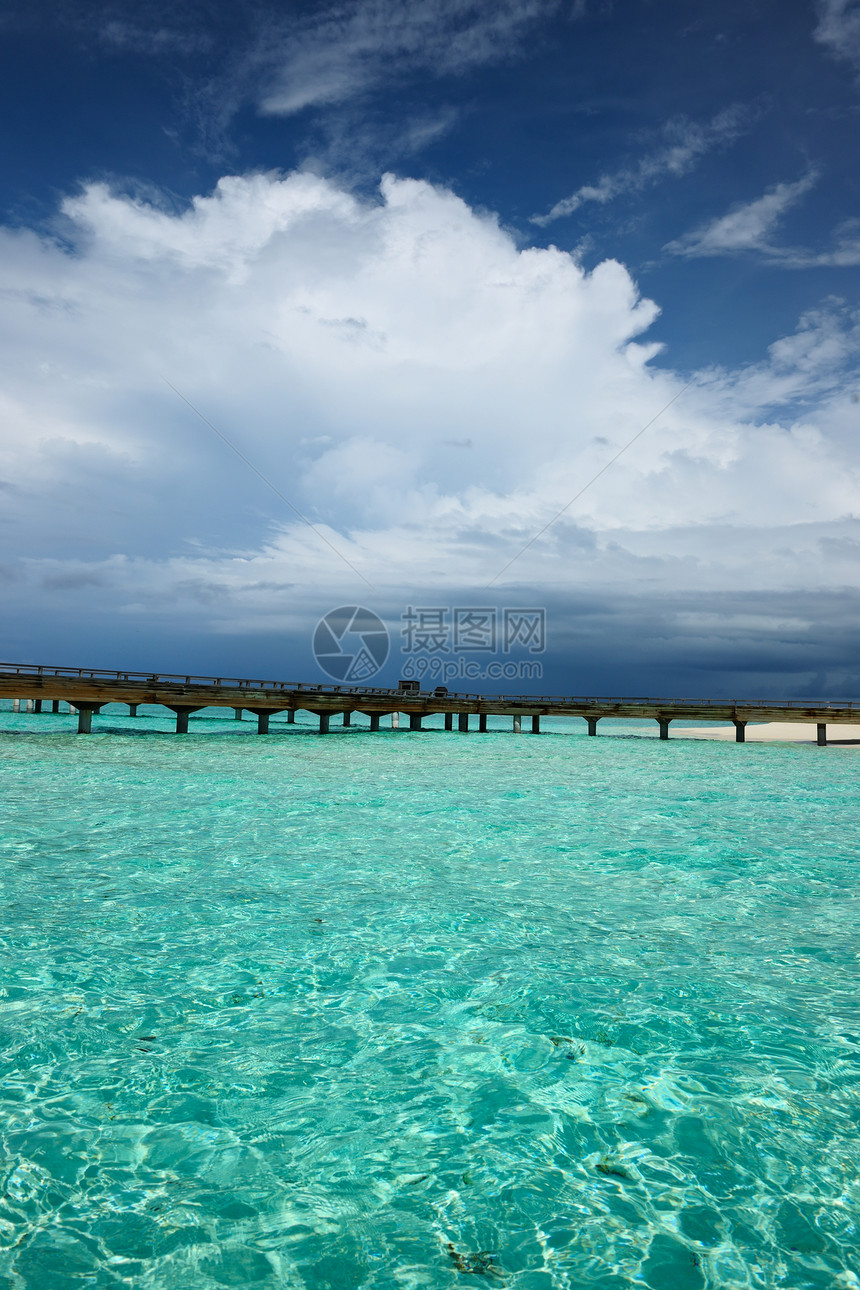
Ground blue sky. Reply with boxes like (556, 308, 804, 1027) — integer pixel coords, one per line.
(1, 0, 859, 695)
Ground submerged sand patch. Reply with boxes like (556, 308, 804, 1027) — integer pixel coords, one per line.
(675, 721, 860, 744)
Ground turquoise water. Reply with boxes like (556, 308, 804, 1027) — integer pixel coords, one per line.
(1, 709, 859, 1289)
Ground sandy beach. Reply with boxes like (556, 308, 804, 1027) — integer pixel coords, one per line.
(675, 722, 860, 745)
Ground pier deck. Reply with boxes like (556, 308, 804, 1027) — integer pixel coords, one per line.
(1, 663, 857, 743)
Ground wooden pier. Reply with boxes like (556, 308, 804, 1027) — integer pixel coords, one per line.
(0, 663, 857, 745)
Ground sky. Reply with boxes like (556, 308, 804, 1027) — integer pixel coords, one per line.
(0, 0, 859, 696)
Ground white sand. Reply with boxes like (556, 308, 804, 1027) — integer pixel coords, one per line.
(674, 721, 860, 744)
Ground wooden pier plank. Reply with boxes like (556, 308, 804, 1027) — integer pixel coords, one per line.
(1, 664, 858, 733)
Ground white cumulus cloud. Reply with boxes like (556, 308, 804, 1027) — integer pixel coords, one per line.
(0, 168, 858, 655)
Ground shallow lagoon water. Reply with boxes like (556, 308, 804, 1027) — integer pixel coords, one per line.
(1, 707, 858, 1288)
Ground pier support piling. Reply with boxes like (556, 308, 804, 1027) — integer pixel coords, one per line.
(25, 699, 34, 713)
(658, 718, 671, 740)
(318, 712, 330, 735)
(369, 713, 380, 732)
(168, 705, 202, 734)
(733, 720, 746, 742)
(252, 711, 270, 735)
(409, 713, 423, 731)
(12, 698, 19, 713)
(34, 699, 42, 714)
(479, 713, 488, 733)
(128, 704, 138, 717)
(287, 710, 295, 723)
(444, 713, 453, 731)
(75, 704, 102, 734)
(817, 723, 827, 747)
(531, 715, 540, 734)
(458, 713, 469, 733)
(343, 711, 352, 727)
(233, 707, 243, 720)
(513, 715, 522, 733)
(587, 718, 598, 736)
(52, 700, 60, 714)
(392, 712, 400, 729)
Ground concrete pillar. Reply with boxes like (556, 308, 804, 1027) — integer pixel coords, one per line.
(531, 715, 540, 734)
(233, 707, 243, 720)
(343, 711, 352, 727)
(76, 706, 97, 734)
(733, 720, 746, 743)
(369, 713, 380, 732)
(587, 718, 598, 736)
(658, 718, 670, 740)
(167, 706, 201, 734)
(25, 699, 34, 713)
(444, 713, 453, 731)
(128, 704, 138, 717)
(479, 713, 488, 733)
(256, 711, 270, 735)
(817, 723, 827, 747)
(34, 699, 42, 714)
(513, 715, 522, 733)
(409, 713, 422, 731)
(392, 712, 400, 729)
(458, 713, 469, 733)
(319, 712, 330, 734)
(52, 700, 60, 714)
(287, 710, 295, 723)
(12, 698, 19, 713)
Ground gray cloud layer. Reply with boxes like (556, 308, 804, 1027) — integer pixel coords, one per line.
(1, 169, 858, 689)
